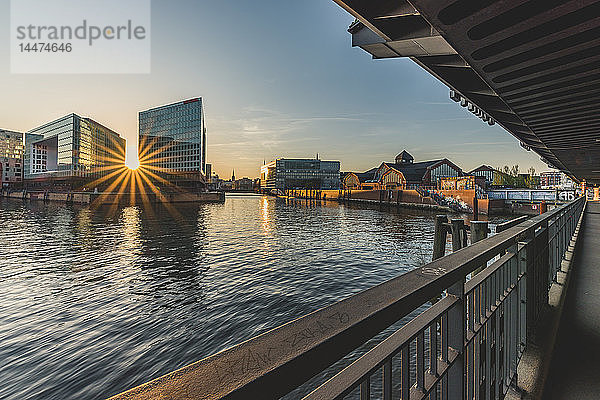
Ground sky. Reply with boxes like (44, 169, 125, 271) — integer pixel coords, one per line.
(0, 0, 549, 178)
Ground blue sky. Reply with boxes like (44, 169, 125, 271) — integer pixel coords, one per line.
(0, 0, 547, 178)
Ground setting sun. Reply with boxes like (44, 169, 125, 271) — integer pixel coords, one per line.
(125, 153, 140, 170)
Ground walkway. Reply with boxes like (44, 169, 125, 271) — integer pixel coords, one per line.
(545, 201, 600, 399)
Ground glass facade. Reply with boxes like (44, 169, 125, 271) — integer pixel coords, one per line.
(261, 158, 340, 190)
(430, 163, 461, 183)
(138, 98, 206, 182)
(1, 130, 24, 185)
(24, 114, 126, 185)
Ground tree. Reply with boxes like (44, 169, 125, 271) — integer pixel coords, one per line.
(495, 164, 533, 188)
(525, 167, 537, 189)
(510, 165, 519, 177)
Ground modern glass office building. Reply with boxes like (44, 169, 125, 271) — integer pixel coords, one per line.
(24, 114, 126, 188)
(138, 98, 206, 187)
(260, 158, 341, 191)
(1, 130, 25, 187)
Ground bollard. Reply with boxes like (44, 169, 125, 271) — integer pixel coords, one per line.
(451, 219, 465, 252)
(433, 215, 448, 260)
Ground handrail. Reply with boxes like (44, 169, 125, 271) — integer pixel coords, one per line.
(108, 196, 585, 400)
(303, 295, 459, 400)
(496, 215, 528, 233)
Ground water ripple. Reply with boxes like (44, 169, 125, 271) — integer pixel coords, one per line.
(0, 195, 438, 399)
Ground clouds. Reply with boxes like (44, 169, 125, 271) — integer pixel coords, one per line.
(204, 99, 546, 178)
(0, 0, 549, 178)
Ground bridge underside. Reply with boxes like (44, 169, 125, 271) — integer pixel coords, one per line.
(335, 0, 600, 184)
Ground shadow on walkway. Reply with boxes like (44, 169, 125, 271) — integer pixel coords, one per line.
(545, 202, 600, 399)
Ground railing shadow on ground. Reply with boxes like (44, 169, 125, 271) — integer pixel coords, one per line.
(108, 197, 586, 400)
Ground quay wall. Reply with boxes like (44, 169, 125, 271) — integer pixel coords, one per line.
(1, 191, 225, 205)
(287, 189, 435, 204)
(279, 189, 507, 215)
(282, 189, 456, 212)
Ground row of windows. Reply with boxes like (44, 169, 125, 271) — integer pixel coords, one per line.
(431, 164, 460, 179)
(140, 117, 202, 126)
(1, 144, 23, 151)
(145, 149, 202, 157)
(1, 152, 23, 157)
(140, 102, 201, 118)
(150, 162, 202, 168)
(142, 141, 202, 149)
(140, 108, 201, 118)
(2, 175, 22, 181)
(275, 172, 340, 177)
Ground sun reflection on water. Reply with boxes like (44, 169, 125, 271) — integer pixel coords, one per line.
(260, 197, 273, 235)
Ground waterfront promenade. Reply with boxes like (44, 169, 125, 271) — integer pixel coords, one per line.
(545, 201, 600, 399)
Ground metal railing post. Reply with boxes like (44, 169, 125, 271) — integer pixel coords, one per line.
(447, 279, 465, 400)
(517, 238, 530, 352)
(522, 228, 537, 342)
(531, 219, 550, 334)
(471, 221, 488, 276)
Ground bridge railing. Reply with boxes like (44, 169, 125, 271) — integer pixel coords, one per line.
(109, 197, 586, 400)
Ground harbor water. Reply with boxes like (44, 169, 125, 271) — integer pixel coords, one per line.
(1, 194, 445, 399)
